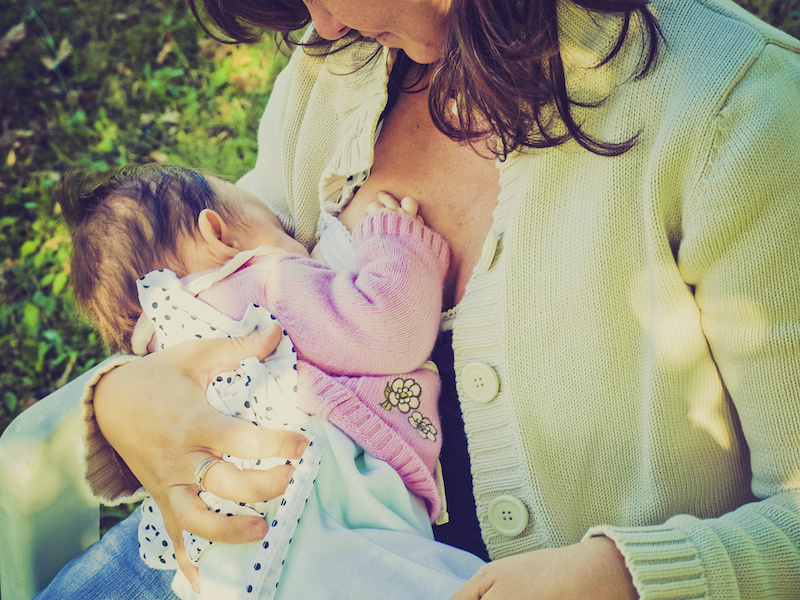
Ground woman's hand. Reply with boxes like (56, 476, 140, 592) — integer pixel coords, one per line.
(451, 536, 638, 600)
(93, 325, 310, 592)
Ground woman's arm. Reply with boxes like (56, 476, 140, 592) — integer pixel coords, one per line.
(581, 42, 800, 599)
(454, 40, 800, 600)
(89, 327, 310, 590)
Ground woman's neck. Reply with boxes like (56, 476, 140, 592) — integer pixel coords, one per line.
(339, 82, 500, 309)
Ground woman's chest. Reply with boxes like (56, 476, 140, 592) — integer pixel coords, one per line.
(339, 89, 501, 308)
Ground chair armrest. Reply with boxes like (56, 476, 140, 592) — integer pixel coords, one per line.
(0, 367, 100, 600)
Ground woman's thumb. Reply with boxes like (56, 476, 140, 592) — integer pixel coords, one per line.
(195, 323, 284, 376)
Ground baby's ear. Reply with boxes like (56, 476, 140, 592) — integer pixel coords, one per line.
(198, 209, 237, 258)
(198, 209, 226, 241)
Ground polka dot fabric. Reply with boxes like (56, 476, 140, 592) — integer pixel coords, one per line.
(134, 269, 323, 597)
(243, 438, 324, 600)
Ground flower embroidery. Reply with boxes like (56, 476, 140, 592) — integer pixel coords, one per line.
(382, 378, 421, 413)
(408, 411, 437, 442)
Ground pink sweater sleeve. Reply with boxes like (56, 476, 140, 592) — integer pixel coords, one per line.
(263, 211, 450, 376)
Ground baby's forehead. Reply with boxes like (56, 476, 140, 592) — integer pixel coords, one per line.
(208, 178, 279, 218)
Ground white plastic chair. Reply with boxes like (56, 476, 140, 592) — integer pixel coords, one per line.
(0, 367, 100, 600)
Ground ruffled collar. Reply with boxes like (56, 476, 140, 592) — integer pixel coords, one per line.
(317, 42, 391, 206)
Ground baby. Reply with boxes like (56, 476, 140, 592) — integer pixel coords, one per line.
(59, 163, 483, 599)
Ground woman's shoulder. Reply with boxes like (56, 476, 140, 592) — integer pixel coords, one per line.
(649, 0, 800, 131)
(673, 0, 800, 50)
(653, 0, 800, 69)
(600, 0, 800, 150)
(564, 0, 799, 124)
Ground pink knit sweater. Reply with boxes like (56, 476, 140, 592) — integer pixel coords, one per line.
(136, 211, 450, 519)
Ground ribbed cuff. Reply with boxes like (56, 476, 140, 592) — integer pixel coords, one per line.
(81, 354, 148, 506)
(583, 525, 710, 599)
(354, 210, 450, 268)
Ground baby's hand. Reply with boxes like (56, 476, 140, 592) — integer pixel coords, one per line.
(366, 191, 424, 224)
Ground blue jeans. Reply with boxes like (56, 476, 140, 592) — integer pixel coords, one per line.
(35, 509, 178, 600)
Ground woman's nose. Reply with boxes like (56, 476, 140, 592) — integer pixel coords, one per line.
(306, 3, 351, 40)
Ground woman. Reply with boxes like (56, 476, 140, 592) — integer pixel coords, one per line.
(40, 0, 800, 597)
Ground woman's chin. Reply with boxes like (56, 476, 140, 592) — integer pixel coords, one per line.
(398, 44, 444, 65)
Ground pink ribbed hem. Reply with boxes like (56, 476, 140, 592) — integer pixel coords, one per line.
(302, 366, 442, 521)
(354, 211, 450, 271)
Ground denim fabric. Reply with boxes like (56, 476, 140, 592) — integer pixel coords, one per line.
(35, 509, 179, 600)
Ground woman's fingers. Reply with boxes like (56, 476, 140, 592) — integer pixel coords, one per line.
(175, 546, 200, 595)
(170, 485, 268, 545)
(160, 485, 267, 593)
(160, 488, 204, 593)
(450, 542, 638, 600)
(184, 325, 284, 388)
(158, 471, 283, 592)
(197, 410, 309, 462)
(95, 325, 307, 483)
(93, 324, 313, 590)
(201, 461, 296, 504)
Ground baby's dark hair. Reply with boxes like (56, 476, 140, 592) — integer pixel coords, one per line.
(59, 163, 239, 354)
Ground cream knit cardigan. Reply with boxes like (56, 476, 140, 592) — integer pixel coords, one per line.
(83, 0, 800, 596)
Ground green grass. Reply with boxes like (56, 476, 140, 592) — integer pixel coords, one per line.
(0, 0, 289, 433)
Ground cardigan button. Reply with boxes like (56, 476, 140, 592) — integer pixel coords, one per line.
(488, 495, 529, 537)
(460, 362, 499, 403)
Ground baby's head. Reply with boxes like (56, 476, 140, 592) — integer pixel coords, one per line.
(59, 163, 306, 353)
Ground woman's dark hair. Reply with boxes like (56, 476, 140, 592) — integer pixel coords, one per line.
(187, 0, 662, 157)
(58, 164, 238, 353)
(187, 0, 313, 45)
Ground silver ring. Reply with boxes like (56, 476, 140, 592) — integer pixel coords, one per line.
(193, 458, 221, 492)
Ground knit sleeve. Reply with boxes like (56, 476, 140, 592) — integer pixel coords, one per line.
(81, 354, 149, 505)
(264, 211, 450, 376)
(586, 42, 800, 598)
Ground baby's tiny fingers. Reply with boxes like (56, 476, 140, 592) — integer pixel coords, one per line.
(399, 196, 419, 217)
(376, 191, 401, 209)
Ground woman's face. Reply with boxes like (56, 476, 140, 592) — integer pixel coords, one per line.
(302, 0, 451, 64)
